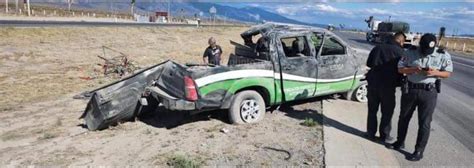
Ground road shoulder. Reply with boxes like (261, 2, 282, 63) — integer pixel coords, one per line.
(322, 98, 474, 167)
(322, 99, 400, 166)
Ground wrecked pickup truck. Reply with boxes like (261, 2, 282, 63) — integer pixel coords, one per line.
(80, 23, 369, 130)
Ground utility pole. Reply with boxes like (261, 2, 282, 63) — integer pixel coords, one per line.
(67, 0, 72, 12)
(15, 0, 18, 13)
(452, 28, 458, 37)
(5, 0, 8, 13)
(130, 0, 135, 16)
(168, 0, 171, 22)
(26, 0, 30, 16)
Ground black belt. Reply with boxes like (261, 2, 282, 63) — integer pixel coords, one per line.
(408, 82, 435, 90)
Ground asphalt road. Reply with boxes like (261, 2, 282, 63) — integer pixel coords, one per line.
(336, 31, 474, 152)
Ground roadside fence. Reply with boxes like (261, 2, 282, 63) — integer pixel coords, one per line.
(443, 40, 473, 53)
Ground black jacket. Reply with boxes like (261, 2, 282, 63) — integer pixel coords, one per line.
(366, 40, 404, 88)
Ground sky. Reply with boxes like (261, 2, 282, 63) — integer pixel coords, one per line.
(225, 1, 474, 35)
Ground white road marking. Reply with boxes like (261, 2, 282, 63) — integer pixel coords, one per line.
(453, 61, 474, 69)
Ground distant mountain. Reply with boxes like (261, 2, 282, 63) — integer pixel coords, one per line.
(187, 2, 325, 27)
(34, 1, 326, 28)
(457, 34, 474, 38)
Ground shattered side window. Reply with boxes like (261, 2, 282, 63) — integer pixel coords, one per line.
(255, 36, 270, 60)
(311, 33, 323, 55)
(256, 37, 269, 52)
(321, 36, 345, 56)
(280, 36, 310, 58)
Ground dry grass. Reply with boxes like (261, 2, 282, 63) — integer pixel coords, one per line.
(1, 125, 59, 142)
(1, 129, 27, 141)
(301, 117, 318, 127)
(0, 26, 247, 111)
(0, 3, 132, 19)
(439, 37, 474, 54)
(37, 131, 58, 140)
(167, 155, 203, 168)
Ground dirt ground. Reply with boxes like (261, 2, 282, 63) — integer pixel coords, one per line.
(0, 26, 324, 166)
(0, 26, 245, 110)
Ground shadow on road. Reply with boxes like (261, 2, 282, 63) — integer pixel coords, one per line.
(134, 96, 406, 158)
(276, 98, 394, 147)
(275, 98, 422, 159)
(136, 96, 328, 130)
(278, 101, 366, 138)
(396, 148, 413, 159)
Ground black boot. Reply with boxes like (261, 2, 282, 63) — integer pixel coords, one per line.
(380, 135, 395, 142)
(407, 151, 423, 161)
(385, 141, 404, 150)
(365, 133, 377, 142)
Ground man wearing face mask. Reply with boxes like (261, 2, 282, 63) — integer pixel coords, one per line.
(386, 33, 453, 161)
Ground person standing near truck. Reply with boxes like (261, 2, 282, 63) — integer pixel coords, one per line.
(365, 32, 406, 142)
(387, 33, 453, 161)
(203, 37, 223, 65)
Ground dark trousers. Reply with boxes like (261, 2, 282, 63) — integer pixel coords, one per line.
(367, 87, 396, 138)
(396, 88, 438, 153)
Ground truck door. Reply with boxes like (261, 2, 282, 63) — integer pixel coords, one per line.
(313, 33, 355, 96)
(276, 34, 318, 102)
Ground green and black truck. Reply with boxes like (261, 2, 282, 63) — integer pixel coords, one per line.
(81, 23, 369, 130)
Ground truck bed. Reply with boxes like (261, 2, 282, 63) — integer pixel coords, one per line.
(81, 55, 272, 130)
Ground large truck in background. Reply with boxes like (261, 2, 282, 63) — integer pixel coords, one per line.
(365, 16, 420, 46)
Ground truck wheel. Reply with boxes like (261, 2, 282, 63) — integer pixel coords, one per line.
(344, 82, 368, 103)
(229, 90, 266, 124)
(367, 34, 375, 43)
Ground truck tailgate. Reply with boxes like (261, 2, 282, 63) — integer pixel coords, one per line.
(80, 60, 188, 131)
(153, 61, 188, 99)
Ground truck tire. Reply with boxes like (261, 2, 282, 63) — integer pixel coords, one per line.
(367, 33, 375, 43)
(344, 81, 368, 103)
(229, 90, 266, 124)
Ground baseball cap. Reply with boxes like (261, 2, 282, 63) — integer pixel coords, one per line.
(419, 33, 437, 56)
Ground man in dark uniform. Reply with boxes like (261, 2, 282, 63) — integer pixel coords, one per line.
(386, 33, 453, 161)
(203, 37, 223, 65)
(365, 32, 406, 142)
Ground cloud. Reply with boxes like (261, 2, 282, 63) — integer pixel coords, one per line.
(364, 8, 391, 15)
(315, 4, 340, 12)
(273, 2, 473, 21)
(360, 6, 474, 34)
(248, 13, 261, 21)
(275, 6, 298, 15)
(275, 3, 353, 16)
(268, 2, 473, 34)
(248, 3, 261, 7)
